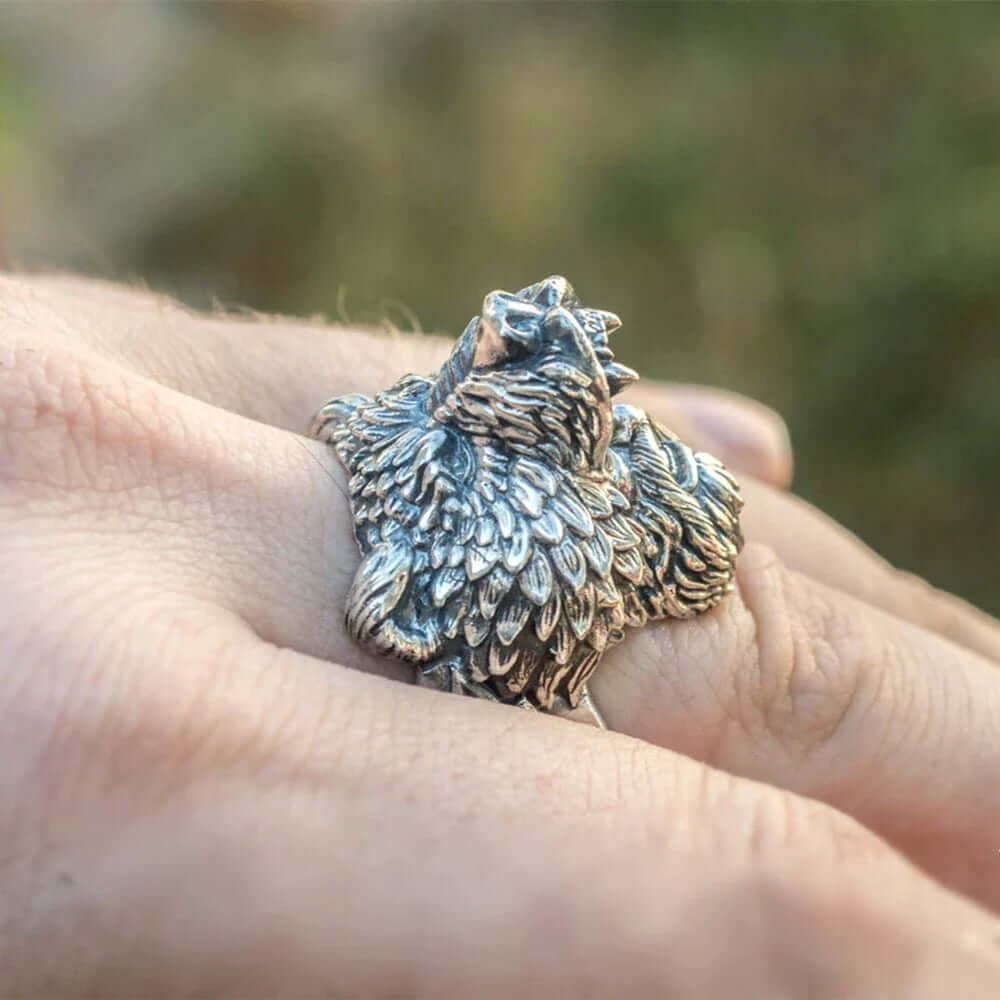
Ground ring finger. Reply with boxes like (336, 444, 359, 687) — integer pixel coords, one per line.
(8, 325, 1000, 914)
(18, 273, 999, 666)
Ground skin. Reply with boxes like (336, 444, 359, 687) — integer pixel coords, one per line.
(1, 272, 999, 997)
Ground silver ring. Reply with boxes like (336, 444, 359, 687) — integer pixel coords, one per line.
(310, 277, 743, 727)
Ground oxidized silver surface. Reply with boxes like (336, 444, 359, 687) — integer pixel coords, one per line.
(310, 277, 743, 726)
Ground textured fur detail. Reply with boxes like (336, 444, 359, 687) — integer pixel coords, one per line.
(311, 277, 743, 711)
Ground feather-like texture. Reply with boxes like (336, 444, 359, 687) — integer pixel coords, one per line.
(310, 277, 743, 715)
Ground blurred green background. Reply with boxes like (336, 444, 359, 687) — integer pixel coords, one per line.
(1, 3, 998, 612)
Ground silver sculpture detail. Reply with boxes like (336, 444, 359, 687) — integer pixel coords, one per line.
(311, 277, 743, 725)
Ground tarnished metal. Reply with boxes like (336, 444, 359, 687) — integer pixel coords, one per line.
(310, 277, 743, 726)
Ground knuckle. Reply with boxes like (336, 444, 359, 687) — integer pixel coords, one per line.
(744, 785, 886, 870)
(695, 760, 880, 867)
(730, 543, 871, 762)
(0, 341, 191, 498)
(682, 772, 912, 989)
(729, 842, 895, 981)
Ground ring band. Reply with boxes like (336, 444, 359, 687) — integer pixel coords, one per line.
(310, 276, 743, 726)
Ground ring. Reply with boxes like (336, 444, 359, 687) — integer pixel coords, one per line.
(310, 276, 743, 727)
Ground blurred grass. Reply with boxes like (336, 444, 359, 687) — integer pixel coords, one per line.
(1, 2, 998, 612)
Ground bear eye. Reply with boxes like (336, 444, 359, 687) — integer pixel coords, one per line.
(505, 314, 539, 340)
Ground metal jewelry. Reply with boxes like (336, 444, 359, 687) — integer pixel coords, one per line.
(310, 277, 743, 727)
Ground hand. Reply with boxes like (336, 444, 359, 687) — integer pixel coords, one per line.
(1, 274, 998, 996)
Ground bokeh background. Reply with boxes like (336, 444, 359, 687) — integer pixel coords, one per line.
(1, 2, 998, 613)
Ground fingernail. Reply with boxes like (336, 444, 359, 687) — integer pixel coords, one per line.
(672, 389, 794, 488)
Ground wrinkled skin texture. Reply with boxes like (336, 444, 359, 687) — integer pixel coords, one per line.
(1, 274, 999, 997)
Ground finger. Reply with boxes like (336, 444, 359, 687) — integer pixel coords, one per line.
(9, 297, 1000, 903)
(5, 611, 998, 995)
(739, 476, 1000, 664)
(0, 323, 407, 685)
(8, 273, 794, 487)
(38, 263, 996, 662)
(39, 270, 1000, 663)
(591, 543, 1000, 910)
(10, 330, 1000, 913)
(622, 380, 794, 489)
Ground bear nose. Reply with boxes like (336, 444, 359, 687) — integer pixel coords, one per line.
(541, 306, 581, 338)
(531, 275, 574, 308)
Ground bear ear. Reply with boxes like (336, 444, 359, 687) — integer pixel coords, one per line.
(575, 308, 622, 338)
(472, 291, 543, 367)
(516, 275, 579, 310)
